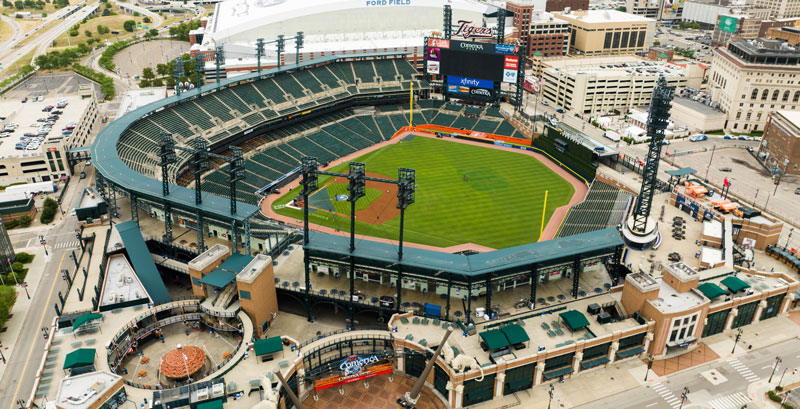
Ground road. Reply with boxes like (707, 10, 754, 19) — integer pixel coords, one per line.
(0, 170, 94, 409)
(0, 2, 99, 72)
(575, 338, 800, 409)
(0, 15, 23, 55)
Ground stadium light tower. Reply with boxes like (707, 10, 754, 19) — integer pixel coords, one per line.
(173, 55, 184, 97)
(276, 35, 285, 71)
(443, 5, 452, 39)
(256, 38, 265, 73)
(395, 168, 416, 311)
(227, 146, 245, 216)
(159, 132, 177, 246)
(214, 45, 225, 89)
(300, 157, 319, 321)
(194, 53, 205, 92)
(295, 31, 304, 66)
(622, 76, 674, 249)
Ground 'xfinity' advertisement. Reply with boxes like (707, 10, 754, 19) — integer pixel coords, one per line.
(446, 76, 494, 101)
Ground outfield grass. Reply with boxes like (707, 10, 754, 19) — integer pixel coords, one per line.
(273, 136, 575, 249)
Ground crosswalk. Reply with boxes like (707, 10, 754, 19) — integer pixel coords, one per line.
(651, 382, 682, 408)
(708, 392, 750, 409)
(54, 240, 80, 250)
(728, 357, 759, 382)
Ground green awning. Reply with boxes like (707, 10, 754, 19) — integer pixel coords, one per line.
(657, 52, 669, 59)
(721, 276, 751, 293)
(479, 329, 510, 350)
(697, 283, 728, 299)
(543, 366, 573, 380)
(196, 399, 223, 409)
(199, 269, 237, 288)
(72, 312, 102, 331)
(254, 337, 283, 356)
(63, 348, 95, 370)
(500, 324, 529, 345)
(559, 310, 590, 331)
(617, 346, 644, 358)
(219, 253, 254, 273)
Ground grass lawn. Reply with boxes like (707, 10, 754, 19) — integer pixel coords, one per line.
(51, 12, 138, 49)
(0, 19, 12, 42)
(273, 136, 575, 249)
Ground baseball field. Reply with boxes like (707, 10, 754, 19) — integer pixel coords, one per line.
(271, 135, 576, 249)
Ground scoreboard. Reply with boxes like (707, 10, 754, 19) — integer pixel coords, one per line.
(425, 38, 521, 102)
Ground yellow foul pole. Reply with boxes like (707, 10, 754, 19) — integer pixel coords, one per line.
(409, 82, 413, 127)
(539, 190, 548, 242)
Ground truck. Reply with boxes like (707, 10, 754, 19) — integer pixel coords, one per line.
(5, 181, 57, 196)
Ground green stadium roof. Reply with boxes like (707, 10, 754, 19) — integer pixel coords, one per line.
(63, 348, 95, 370)
(254, 337, 283, 356)
(721, 276, 751, 293)
(665, 167, 697, 177)
(479, 329, 510, 350)
(199, 269, 237, 288)
(117, 221, 171, 305)
(697, 282, 728, 299)
(304, 228, 622, 277)
(219, 253, 253, 273)
(559, 310, 590, 331)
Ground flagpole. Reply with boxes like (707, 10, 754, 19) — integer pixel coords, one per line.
(409, 81, 413, 127)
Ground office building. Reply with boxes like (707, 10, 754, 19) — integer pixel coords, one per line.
(708, 38, 800, 132)
(766, 25, 800, 44)
(712, 12, 771, 46)
(554, 9, 656, 55)
(755, 0, 800, 18)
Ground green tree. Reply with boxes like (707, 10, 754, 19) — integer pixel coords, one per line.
(2, 0, 12, 7)
(11, 262, 23, 273)
(148, 28, 157, 37)
(152, 78, 163, 87)
(155, 62, 170, 76)
(133, 11, 139, 16)
(104, 1, 111, 8)
(139, 79, 152, 87)
(13, 1, 23, 9)
(123, 19, 135, 32)
(14, 252, 33, 264)
(653, 40, 660, 46)
(85, 29, 92, 37)
(0, 286, 18, 331)
(142, 66, 155, 80)
(615, 5, 626, 11)
(16, 215, 31, 227)
(143, 16, 150, 23)
(97, 24, 109, 34)
(101, 8, 110, 16)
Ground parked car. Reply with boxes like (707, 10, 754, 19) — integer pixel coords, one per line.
(21, 97, 27, 103)
(720, 167, 732, 172)
(689, 134, 708, 142)
(556, 108, 564, 113)
(724, 135, 733, 139)
(795, 187, 800, 195)
(42, 105, 54, 112)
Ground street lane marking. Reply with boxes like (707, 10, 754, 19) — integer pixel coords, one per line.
(7, 250, 66, 409)
(646, 403, 657, 407)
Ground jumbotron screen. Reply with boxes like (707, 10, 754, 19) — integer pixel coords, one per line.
(425, 38, 520, 101)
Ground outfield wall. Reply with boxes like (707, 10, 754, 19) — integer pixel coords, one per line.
(534, 126, 599, 182)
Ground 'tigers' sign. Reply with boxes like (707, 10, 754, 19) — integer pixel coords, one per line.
(453, 20, 493, 39)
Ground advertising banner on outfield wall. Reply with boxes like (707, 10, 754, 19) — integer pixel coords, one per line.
(446, 75, 495, 100)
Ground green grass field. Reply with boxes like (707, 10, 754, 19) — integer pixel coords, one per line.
(273, 136, 575, 249)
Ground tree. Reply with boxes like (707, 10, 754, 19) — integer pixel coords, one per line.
(85, 29, 92, 37)
(148, 28, 157, 37)
(97, 24, 109, 34)
(653, 40, 660, 46)
(139, 79, 152, 87)
(14, 252, 33, 264)
(133, 11, 139, 16)
(16, 215, 31, 227)
(11, 262, 23, 274)
(143, 16, 150, 23)
(155, 62, 170, 77)
(13, 1, 23, 9)
(615, 5, 626, 11)
(1, 0, 11, 7)
(103, 1, 110, 8)
(0, 286, 18, 332)
(142, 66, 155, 80)
(123, 19, 135, 32)
(152, 78, 163, 87)
(102, 8, 110, 16)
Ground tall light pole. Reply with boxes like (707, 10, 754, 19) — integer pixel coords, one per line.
(731, 328, 743, 354)
(0, 341, 5, 364)
(769, 356, 782, 383)
(773, 158, 789, 196)
(704, 144, 716, 181)
(784, 228, 794, 251)
(547, 383, 555, 409)
(644, 354, 654, 381)
(274, 368, 304, 409)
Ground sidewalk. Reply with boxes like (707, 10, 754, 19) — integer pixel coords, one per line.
(0, 246, 48, 382)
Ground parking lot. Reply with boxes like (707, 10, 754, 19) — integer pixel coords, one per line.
(3, 72, 100, 99)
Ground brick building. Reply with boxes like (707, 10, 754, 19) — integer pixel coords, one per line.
(761, 110, 800, 175)
(505, 5, 571, 57)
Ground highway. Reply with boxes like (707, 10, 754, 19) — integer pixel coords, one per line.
(0, 2, 99, 73)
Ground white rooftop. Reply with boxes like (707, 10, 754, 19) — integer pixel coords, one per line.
(546, 56, 685, 78)
(777, 110, 800, 131)
(649, 278, 706, 313)
(188, 244, 229, 271)
(701, 247, 723, 265)
(116, 89, 167, 119)
(703, 219, 723, 238)
(76, 187, 104, 209)
(55, 371, 122, 409)
(555, 9, 654, 23)
(100, 254, 149, 307)
(237, 254, 272, 283)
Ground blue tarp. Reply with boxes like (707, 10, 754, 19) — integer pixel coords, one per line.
(424, 303, 441, 318)
(116, 221, 172, 305)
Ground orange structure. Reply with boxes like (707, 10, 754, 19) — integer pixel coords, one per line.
(160, 346, 206, 381)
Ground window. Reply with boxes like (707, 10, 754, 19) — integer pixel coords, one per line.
(772, 89, 780, 101)
(732, 301, 759, 329)
(463, 374, 496, 406)
(760, 294, 785, 321)
(604, 32, 612, 48)
(751, 88, 759, 99)
(612, 32, 621, 48)
(762, 89, 769, 101)
(793, 91, 800, 103)
(669, 312, 700, 344)
(783, 90, 790, 102)
(239, 290, 251, 300)
(504, 364, 535, 395)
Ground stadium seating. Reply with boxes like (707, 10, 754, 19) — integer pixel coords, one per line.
(352, 61, 376, 83)
(373, 59, 399, 82)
